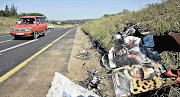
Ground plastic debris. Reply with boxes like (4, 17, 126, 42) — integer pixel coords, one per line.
(76, 49, 91, 60)
(109, 24, 162, 68)
(46, 72, 99, 97)
(91, 69, 98, 76)
(107, 23, 175, 97)
(79, 68, 112, 97)
(80, 49, 87, 54)
(79, 81, 84, 87)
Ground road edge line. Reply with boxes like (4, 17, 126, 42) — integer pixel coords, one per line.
(0, 27, 76, 83)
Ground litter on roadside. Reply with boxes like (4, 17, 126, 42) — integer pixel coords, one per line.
(47, 23, 180, 97)
(46, 72, 99, 97)
(79, 69, 112, 97)
(75, 48, 91, 60)
(107, 23, 177, 97)
(80, 49, 87, 54)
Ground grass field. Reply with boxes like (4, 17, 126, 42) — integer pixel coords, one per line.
(81, 0, 180, 96)
(0, 17, 18, 34)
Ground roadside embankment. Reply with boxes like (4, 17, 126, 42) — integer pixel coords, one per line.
(81, 0, 180, 69)
(0, 17, 18, 34)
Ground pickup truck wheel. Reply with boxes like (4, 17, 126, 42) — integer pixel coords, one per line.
(43, 30, 47, 36)
(33, 31, 38, 39)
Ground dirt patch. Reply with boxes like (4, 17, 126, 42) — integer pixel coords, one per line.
(67, 27, 115, 96)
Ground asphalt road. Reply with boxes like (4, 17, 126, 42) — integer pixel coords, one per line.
(0, 27, 75, 77)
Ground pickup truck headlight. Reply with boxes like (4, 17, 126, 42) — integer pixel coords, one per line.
(11, 29, 14, 32)
(25, 28, 32, 31)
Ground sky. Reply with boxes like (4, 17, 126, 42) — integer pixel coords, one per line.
(0, 0, 162, 20)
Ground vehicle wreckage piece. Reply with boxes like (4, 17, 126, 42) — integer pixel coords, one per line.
(79, 68, 113, 97)
(76, 49, 91, 60)
(108, 23, 176, 97)
(111, 62, 175, 97)
(109, 34, 161, 68)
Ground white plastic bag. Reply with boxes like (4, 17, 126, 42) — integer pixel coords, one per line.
(46, 72, 98, 97)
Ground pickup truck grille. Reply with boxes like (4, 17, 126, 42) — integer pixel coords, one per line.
(14, 29, 26, 32)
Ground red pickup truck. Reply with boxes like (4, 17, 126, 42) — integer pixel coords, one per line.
(10, 16, 48, 39)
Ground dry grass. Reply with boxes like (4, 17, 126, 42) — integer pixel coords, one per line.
(0, 17, 18, 34)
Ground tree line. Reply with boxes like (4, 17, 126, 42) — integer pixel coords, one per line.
(0, 4, 45, 18)
(0, 4, 17, 17)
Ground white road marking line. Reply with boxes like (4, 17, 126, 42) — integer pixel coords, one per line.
(0, 39, 38, 54)
(0, 40, 12, 44)
(0, 35, 11, 37)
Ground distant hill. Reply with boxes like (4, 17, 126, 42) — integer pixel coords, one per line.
(49, 19, 93, 25)
(62, 19, 93, 24)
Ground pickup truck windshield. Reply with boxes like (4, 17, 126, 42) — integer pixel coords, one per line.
(19, 18, 35, 24)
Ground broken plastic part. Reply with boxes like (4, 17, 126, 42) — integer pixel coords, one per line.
(91, 77, 99, 84)
(100, 55, 112, 71)
(91, 70, 98, 76)
(80, 49, 87, 54)
(79, 81, 84, 87)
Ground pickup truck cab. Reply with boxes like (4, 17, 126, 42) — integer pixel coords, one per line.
(10, 16, 48, 39)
